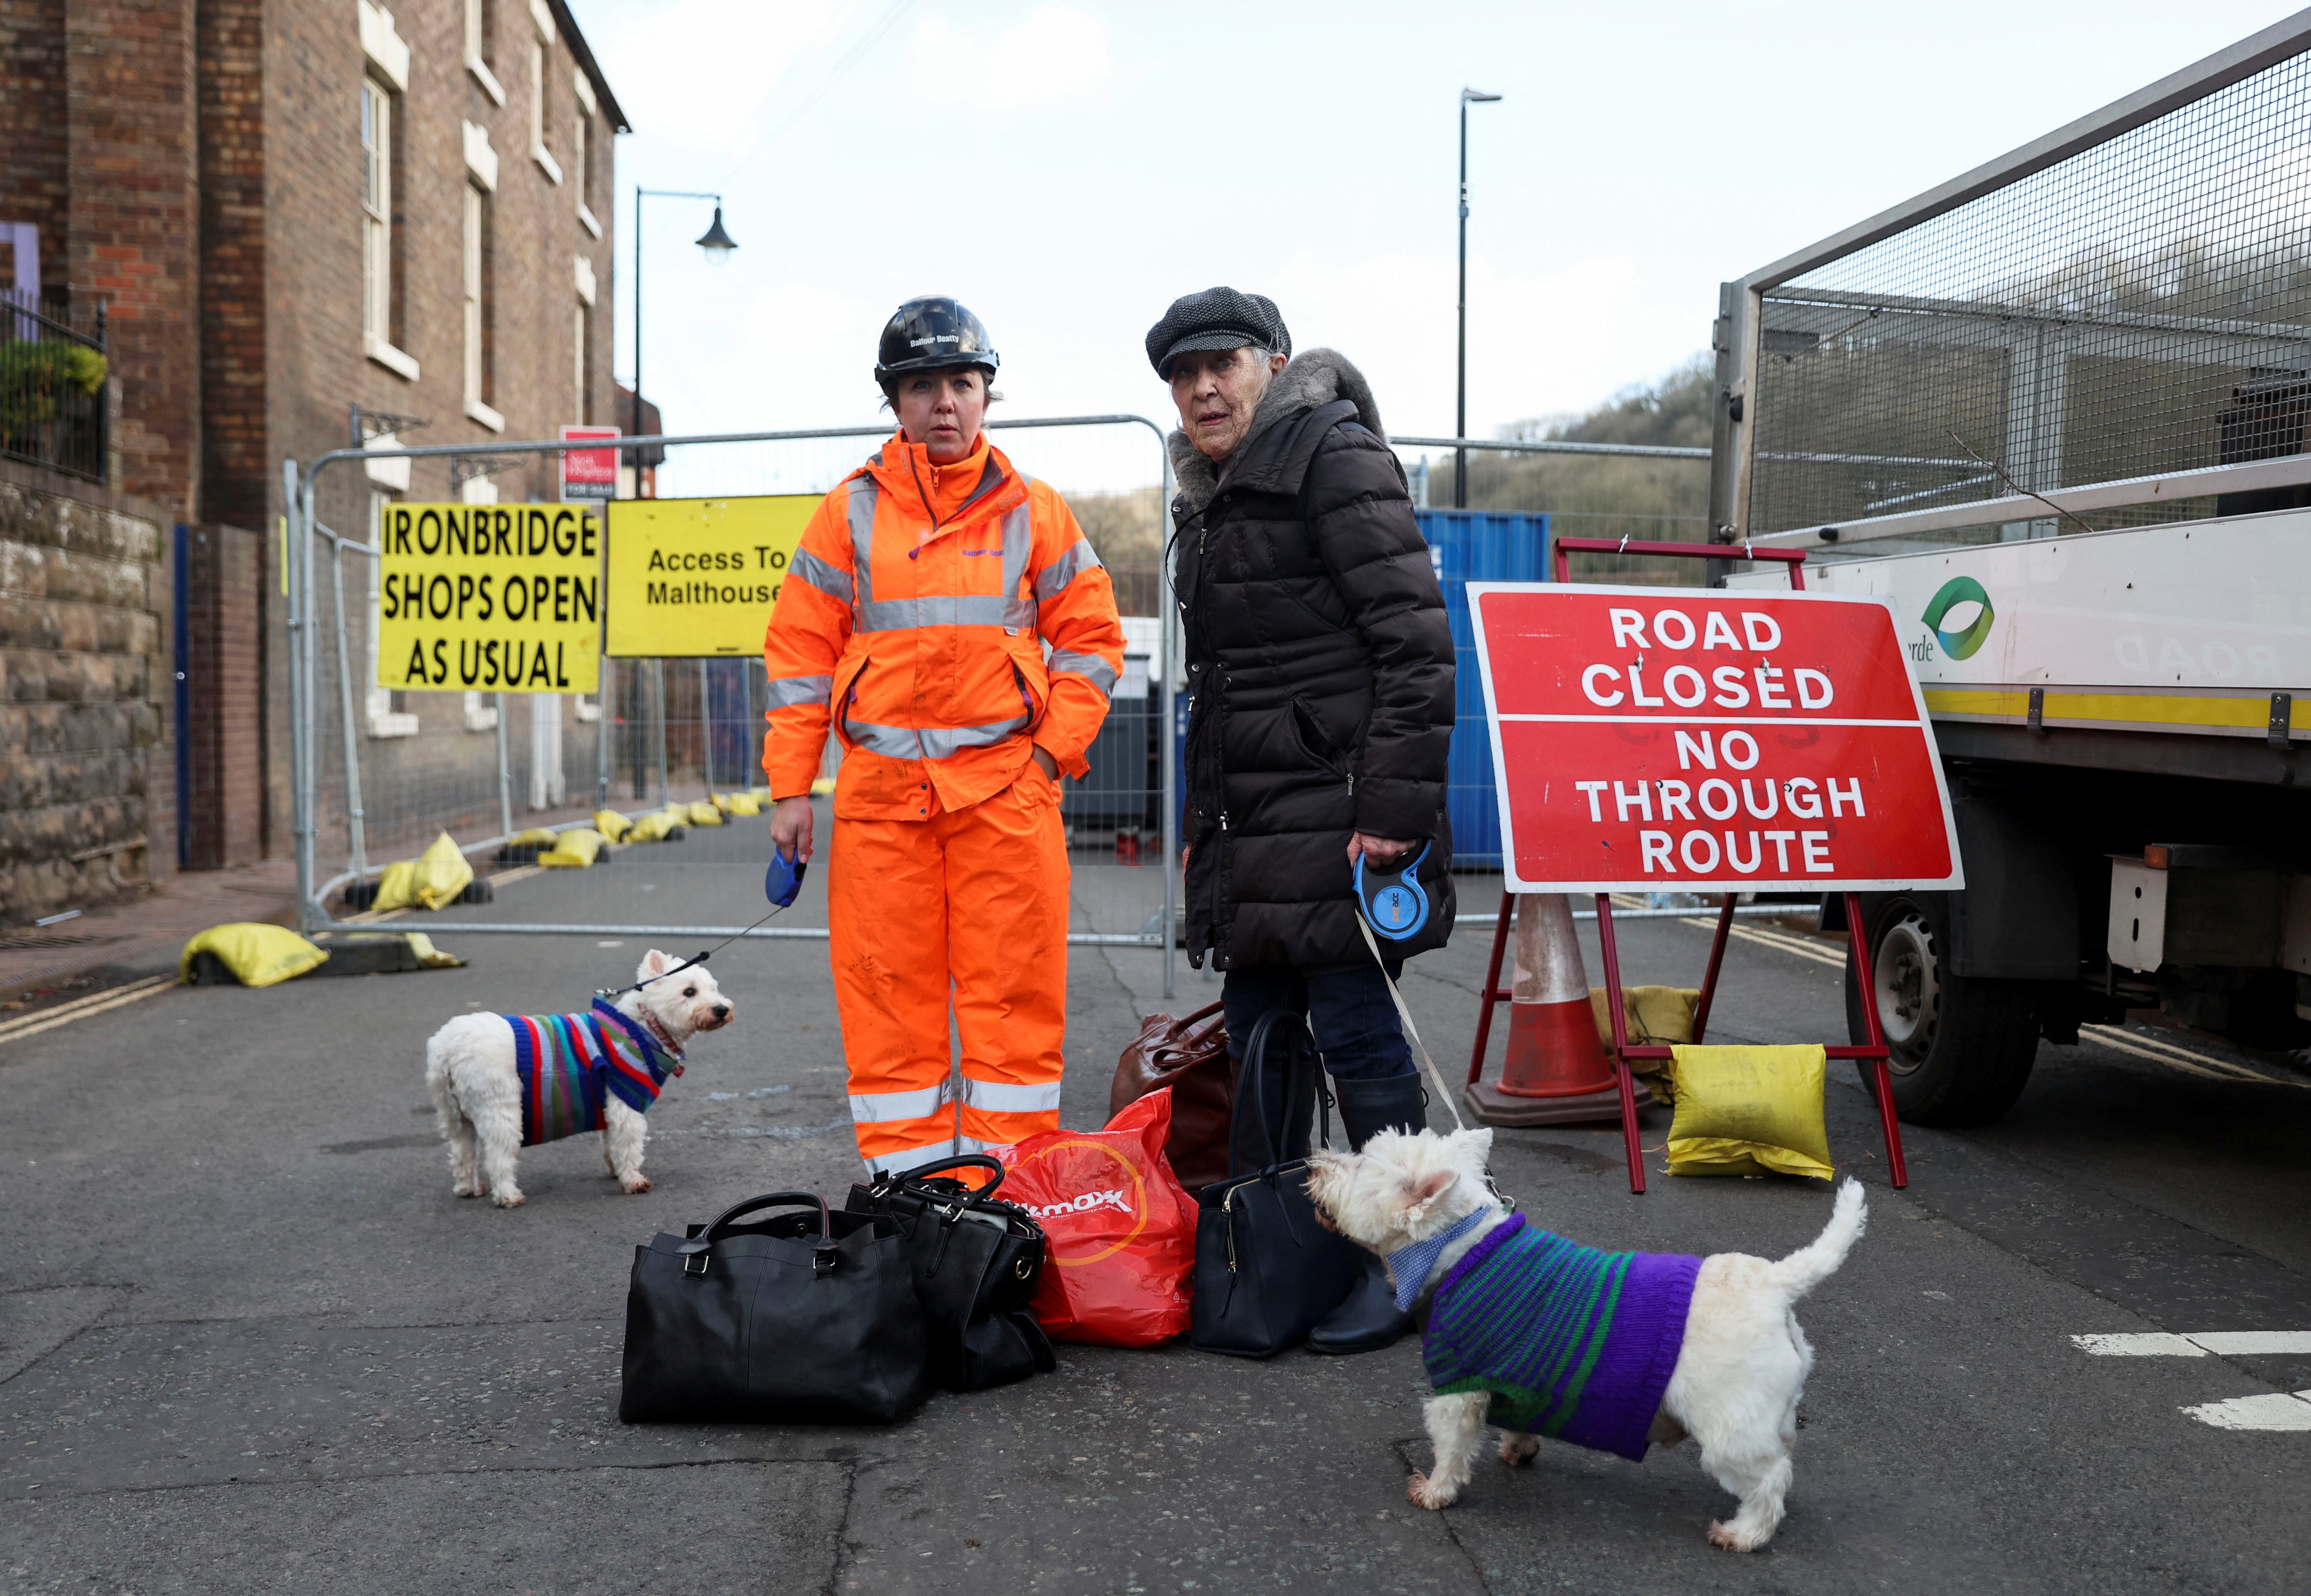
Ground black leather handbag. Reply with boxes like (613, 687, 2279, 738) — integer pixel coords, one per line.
(844, 1154, 1056, 1392)
(1189, 1010, 1362, 1358)
(619, 1190, 932, 1425)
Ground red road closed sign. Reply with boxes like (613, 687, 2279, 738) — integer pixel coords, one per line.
(1469, 583, 1963, 893)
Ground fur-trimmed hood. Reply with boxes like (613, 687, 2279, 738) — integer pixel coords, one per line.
(1168, 348, 1387, 514)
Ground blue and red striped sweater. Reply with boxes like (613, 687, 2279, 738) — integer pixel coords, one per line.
(501, 997, 683, 1147)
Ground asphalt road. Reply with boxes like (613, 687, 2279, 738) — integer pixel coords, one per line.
(4, 814, 2308, 1594)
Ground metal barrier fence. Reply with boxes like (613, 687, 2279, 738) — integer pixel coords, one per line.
(286, 415, 1182, 996)
(1716, 12, 2311, 555)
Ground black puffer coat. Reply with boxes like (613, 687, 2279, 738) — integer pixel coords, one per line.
(1172, 349, 1456, 971)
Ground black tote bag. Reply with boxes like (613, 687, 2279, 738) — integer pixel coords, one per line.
(1189, 1010, 1362, 1357)
(844, 1154, 1055, 1393)
(620, 1190, 932, 1425)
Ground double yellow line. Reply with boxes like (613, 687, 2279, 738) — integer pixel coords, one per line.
(0, 974, 177, 1050)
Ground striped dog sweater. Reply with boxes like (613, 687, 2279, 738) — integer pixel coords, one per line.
(1421, 1213, 1699, 1462)
(502, 997, 683, 1147)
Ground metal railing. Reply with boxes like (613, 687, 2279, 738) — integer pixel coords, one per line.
(285, 415, 1185, 997)
(0, 293, 106, 483)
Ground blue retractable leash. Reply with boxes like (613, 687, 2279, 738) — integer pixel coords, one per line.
(1351, 841, 1468, 1132)
(597, 843, 808, 1000)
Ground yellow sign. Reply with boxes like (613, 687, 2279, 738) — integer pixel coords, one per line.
(605, 495, 818, 657)
(377, 503, 602, 693)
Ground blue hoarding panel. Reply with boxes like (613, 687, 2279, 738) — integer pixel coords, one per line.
(1416, 510, 1549, 869)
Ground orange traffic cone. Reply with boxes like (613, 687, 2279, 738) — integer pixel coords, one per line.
(1466, 894, 1655, 1127)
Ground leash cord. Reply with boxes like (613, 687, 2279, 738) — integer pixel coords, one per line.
(1357, 913, 1467, 1132)
(597, 897, 792, 1000)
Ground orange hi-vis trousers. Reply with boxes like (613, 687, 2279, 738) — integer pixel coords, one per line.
(829, 766, 1070, 1174)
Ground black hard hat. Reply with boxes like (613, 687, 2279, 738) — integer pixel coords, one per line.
(874, 296, 1000, 387)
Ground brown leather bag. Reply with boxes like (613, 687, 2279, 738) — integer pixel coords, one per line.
(1109, 1000, 1234, 1192)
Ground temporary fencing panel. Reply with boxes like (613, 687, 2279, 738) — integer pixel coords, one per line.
(1417, 510, 1549, 868)
(287, 416, 1181, 995)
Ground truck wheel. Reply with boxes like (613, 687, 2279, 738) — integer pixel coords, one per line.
(1844, 895, 2039, 1127)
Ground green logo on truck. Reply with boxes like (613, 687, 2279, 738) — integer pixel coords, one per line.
(1921, 576, 1996, 660)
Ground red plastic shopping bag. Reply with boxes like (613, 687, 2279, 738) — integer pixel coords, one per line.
(995, 1088, 1196, 1347)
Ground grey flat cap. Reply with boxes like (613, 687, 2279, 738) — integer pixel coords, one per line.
(1145, 287, 1291, 378)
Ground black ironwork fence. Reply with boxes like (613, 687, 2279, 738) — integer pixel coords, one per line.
(1, 293, 107, 483)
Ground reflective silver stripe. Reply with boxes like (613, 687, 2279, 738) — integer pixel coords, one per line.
(870, 1137, 963, 1176)
(856, 595, 1013, 632)
(847, 477, 880, 610)
(790, 547, 853, 606)
(1000, 503, 1038, 628)
(960, 1077, 1063, 1115)
(1048, 650, 1119, 696)
(844, 714, 1028, 760)
(847, 1080, 953, 1124)
(765, 674, 832, 709)
(1034, 538, 1103, 601)
(954, 1135, 1015, 1157)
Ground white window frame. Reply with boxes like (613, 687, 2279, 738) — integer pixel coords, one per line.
(360, 78, 418, 381)
(461, 184, 504, 432)
(364, 491, 418, 738)
(463, 0, 504, 103)
(529, 28, 562, 184)
(573, 302, 587, 427)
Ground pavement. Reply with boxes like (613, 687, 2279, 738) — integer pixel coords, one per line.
(4, 806, 2309, 1594)
(0, 861, 300, 1007)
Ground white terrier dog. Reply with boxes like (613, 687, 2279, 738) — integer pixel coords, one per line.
(1306, 1127, 1865, 1551)
(424, 950, 733, 1208)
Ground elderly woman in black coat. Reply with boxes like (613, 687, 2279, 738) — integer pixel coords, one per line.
(1151, 287, 1457, 1354)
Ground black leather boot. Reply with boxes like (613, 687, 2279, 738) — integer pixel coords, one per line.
(1307, 1073, 1428, 1355)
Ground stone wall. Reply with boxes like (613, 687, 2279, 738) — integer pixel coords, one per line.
(0, 459, 171, 923)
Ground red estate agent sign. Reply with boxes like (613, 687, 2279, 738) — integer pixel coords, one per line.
(561, 424, 621, 503)
(1468, 583, 1963, 894)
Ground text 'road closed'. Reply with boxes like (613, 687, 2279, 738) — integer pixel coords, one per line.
(1468, 584, 1962, 893)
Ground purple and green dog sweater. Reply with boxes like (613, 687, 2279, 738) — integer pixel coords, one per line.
(1420, 1213, 1699, 1461)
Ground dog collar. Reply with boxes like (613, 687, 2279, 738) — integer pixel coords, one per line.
(1385, 1206, 1495, 1313)
(591, 996, 686, 1078)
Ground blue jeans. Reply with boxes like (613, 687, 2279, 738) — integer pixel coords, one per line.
(1222, 961, 1416, 1084)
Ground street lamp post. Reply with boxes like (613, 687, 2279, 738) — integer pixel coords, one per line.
(631, 188, 738, 493)
(1457, 87, 1502, 510)
(628, 189, 736, 803)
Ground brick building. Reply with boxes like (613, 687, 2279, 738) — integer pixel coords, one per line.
(0, 0, 626, 907)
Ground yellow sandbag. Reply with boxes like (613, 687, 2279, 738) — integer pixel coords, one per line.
(179, 923, 329, 987)
(809, 776, 835, 796)
(593, 808, 632, 842)
(716, 792, 760, 816)
(370, 858, 419, 912)
(507, 828, 560, 848)
(624, 811, 672, 842)
(540, 828, 604, 867)
(402, 932, 466, 968)
(1588, 986, 1699, 1099)
(411, 830, 476, 910)
(1664, 1045, 1833, 1180)
(687, 801, 724, 826)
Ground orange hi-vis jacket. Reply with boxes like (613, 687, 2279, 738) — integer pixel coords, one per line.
(761, 433, 1125, 817)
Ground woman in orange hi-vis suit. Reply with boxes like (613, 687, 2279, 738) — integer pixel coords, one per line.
(763, 297, 1125, 1176)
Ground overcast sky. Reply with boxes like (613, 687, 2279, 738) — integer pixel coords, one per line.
(564, 0, 2301, 483)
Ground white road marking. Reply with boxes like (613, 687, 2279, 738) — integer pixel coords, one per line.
(2075, 1333, 2209, 1356)
(2075, 1330, 2311, 1356)
(1678, 917, 1848, 968)
(0, 975, 177, 1046)
(2182, 1392, 2311, 1431)
(2078, 1024, 2306, 1087)
(2183, 1331, 2311, 1356)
